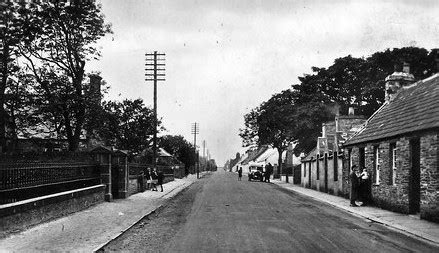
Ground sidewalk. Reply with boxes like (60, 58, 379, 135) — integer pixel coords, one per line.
(272, 179, 439, 246)
(0, 174, 202, 252)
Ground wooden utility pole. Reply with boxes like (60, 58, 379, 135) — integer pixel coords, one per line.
(145, 52, 165, 170)
(191, 123, 199, 178)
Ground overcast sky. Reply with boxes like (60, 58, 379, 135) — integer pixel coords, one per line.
(88, 0, 439, 165)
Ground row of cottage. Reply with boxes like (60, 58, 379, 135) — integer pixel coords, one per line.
(231, 64, 439, 223)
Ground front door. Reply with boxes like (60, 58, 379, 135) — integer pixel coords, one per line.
(409, 138, 421, 214)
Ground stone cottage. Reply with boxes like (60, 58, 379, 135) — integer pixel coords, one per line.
(301, 110, 365, 196)
(343, 67, 439, 222)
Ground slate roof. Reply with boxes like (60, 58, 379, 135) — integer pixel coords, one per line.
(345, 74, 439, 146)
(240, 145, 270, 165)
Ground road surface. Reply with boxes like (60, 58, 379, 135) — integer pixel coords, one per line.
(101, 171, 439, 252)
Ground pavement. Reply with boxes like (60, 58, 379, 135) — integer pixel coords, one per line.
(272, 179, 439, 246)
(0, 173, 204, 252)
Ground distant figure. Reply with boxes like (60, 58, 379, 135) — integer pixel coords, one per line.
(150, 168, 158, 191)
(350, 165, 359, 207)
(157, 170, 164, 192)
(238, 167, 242, 181)
(265, 163, 273, 183)
(146, 168, 152, 190)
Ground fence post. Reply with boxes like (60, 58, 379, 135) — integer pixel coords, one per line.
(119, 155, 129, 198)
(92, 146, 113, 202)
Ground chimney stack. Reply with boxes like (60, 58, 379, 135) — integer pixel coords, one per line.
(384, 62, 415, 102)
(433, 49, 439, 73)
(348, 107, 355, 116)
(89, 74, 102, 105)
(402, 62, 410, 74)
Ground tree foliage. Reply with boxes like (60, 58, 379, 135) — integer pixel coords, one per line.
(240, 47, 437, 158)
(96, 98, 159, 156)
(158, 135, 196, 168)
(16, 1, 111, 151)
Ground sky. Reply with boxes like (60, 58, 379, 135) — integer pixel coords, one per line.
(87, 0, 439, 165)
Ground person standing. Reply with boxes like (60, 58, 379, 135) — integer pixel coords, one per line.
(157, 170, 164, 192)
(150, 168, 158, 191)
(238, 167, 242, 181)
(350, 165, 359, 207)
(359, 168, 370, 206)
(265, 163, 272, 183)
(145, 168, 152, 190)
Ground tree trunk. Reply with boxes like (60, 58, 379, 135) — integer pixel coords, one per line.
(277, 148, 284, 176)
(0, 41, 9, 153)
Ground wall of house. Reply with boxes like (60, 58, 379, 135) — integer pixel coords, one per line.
(302, 153, 344, 196)
(420, 132, 439, 222)
(343, 130, 439, 223)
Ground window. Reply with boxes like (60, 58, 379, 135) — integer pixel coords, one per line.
(334, 151, 338, 181)
(316, 155, 320, 180)
(374, 146, 380, 185)
(389, 143, 397, 185)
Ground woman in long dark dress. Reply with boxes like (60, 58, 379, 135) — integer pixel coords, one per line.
(150, 168, 158, 191)
(157, 170, 164, 192)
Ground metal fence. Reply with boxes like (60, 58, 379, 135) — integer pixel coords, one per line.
(0, 163, 101, 204)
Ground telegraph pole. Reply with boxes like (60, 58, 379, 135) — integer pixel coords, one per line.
(203, 140, 206, 171)
(145, 52, 165, 170)
(191, 123, 199, 178)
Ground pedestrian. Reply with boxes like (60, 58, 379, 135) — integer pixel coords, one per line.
(146, 168, 152, 190)
(238, 167, 242, 181)
(359, 168, 370, 206)
(265, 163, 272, 183)
(157, 169, 164, 192)
(350, 165, 360, 207)
(150, 168, 158, 191)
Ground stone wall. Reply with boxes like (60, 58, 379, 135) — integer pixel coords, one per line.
(0, 185, 105, 238)
(420, 133, 439, 222)
(302, 153, 343, 196)
(344, 130, 439, 223)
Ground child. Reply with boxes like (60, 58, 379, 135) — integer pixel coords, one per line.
(360, 169, 369, 180)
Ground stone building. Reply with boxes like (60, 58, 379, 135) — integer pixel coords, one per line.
(343, 67, 439, 222)
(301, 111, 366, 196)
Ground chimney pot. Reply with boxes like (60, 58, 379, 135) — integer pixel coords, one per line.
(348, 107, 355, 115)
(403, 62, 410, 74)
(433, 48, 439, 73)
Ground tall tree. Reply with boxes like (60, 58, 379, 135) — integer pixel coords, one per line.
(240, 89, 297, 175)
(158, 135, 196, 168)
(97, 98, 160, 155)
(18, 1, 111, 151)
(0, 1, 38, 152)
(289, 47, 436, 155)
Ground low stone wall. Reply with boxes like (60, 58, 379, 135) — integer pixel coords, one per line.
(128, 176, 139, 195)
(0, 184, 105, 238)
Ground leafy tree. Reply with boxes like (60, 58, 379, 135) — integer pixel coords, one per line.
(97, 98, 159, 155)
(240, 89, 297, 175)
(17, 1, 111, 151)
(0, 1, 38, 152)
(289, 47, 436, 155)
(158, 135, 196, 168)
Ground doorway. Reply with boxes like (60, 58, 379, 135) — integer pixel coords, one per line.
(409, 138, 421, 214)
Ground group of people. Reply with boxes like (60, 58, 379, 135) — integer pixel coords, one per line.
(145, 167, 164, 192)
(350, 165, 371, 207)
(236, 162, 273, 183)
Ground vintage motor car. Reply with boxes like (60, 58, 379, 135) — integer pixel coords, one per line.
(248, 168, 264, 181)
